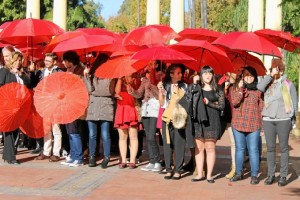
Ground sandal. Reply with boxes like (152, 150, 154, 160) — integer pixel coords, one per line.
(127, 163, 136, 169)
(119, 163, 127, 169)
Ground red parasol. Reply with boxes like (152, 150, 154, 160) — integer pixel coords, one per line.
(51, 34, 115, 55)
(225, 49, 266, 76)
(170, 39, 234, 74)
(212, 31, 282, 58)
(176, 28, 223, 42)
(34, 72, 89, 124)
(0, 83, 32, 132)
(131, 46, 195, 63)
(44, 30, 86, 53)
(95, 55, 149, 79)
(255, 29, 300, 52)
(20, 92, 51, 139)
(123, 25, 179, 50)
(0, 18, 64, 45)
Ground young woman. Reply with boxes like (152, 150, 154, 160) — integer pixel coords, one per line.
(230, 66, 263, 185)
(257, 59, 298, 187)
(0, 51, 31, 164)
(157, 64, 188, 180)
(127, 61, 162, 172)
(84, 53, 116, 168)
(190, 66, 225, 183)
(114, 74, 141, 169)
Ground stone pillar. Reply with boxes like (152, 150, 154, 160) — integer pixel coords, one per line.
(264, 0, 282, 71)
(26, 0, 40, 19)
(248, 0, 264, 60)
(170, 0, 184, 44)
(248, 0, 264, 31)
(53, 0, 67, 30)
(146, 0, 160, 25)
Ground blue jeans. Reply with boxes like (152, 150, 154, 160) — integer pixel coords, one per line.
(66, 120, 83, 162)
(233, 128, 260, 177)
(87, 120, 111, 158)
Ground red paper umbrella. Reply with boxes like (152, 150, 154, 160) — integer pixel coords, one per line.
(255, 29, 300, 52)
(0, 83, 32, 132)
(0, 21, 11, 32)
(123, 24, 179, 50)
(176, 28, 223, 42)
(17, 45, 45, 61)
(170, 39, 234, 74)
(0, 18, 64, 45)
(95, 55, 149, 79)
(212, 31, 282, 58)
(34, 72, 89, 124)
(20, 93, 51, 139)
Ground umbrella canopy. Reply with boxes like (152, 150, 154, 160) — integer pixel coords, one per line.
(225, 49, 266, 76)
(170, 39, 234, 74)
(44, 30, 86, 53)
(34, 72, 89, 124)
(0, 83, 32, 132)
(17, 45, 45, 61)
(0, 18, 65, 45)
(254, 29, 300, 52)
(131, 46, 195, 63)
(212, 31, 282, 58)
(176, 28, 223, 42)
(52, 34, 115, 55)
(95, 55, 149, 79)
(20, 96, 51, 139)
(123, 24, 179, 50)
(77, 27, 116, 37)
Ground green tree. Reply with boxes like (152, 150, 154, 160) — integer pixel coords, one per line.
(0, 0, 104, 30)
(0, 0, 26, 21)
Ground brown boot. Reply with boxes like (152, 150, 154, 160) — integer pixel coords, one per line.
(35, 154, 49, 160)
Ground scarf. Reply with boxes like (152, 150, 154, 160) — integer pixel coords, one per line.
(244, 81, 257, 90)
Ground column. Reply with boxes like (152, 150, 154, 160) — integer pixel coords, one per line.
(170, 0, 184, 44)
(264, 0, 282, 71)
(247, 0, 264, 31)
(146, 0, 160, 25)
(26, 0, 40, 19)
(248, 0, 264, 60)
(53, 0, 67, 30)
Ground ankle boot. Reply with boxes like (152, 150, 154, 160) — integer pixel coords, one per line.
(264, 176, 275, 185)
(225, 165, 235, 179)
(278, 176, 287, 187)
(230, 173, 243, 182)
(89, 156, 96, 167)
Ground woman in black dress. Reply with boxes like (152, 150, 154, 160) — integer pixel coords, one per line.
(191, 66, 225, 183)
(0, 51, 31, 164)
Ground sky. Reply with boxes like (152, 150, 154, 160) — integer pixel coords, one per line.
(95, 0, 124, 20)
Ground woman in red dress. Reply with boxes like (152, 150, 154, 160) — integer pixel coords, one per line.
(114, 75, 141, 168)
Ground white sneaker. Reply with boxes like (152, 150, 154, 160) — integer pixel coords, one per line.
(69, 160, 83, 167)
(152, 163, 162, 172)
(60, 156, 73, 165)
(141, 163, 155, 171)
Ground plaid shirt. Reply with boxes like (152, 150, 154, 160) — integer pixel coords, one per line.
(231, 88, 263, 132)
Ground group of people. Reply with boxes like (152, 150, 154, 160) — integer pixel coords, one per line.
(0, 45, 297, 187)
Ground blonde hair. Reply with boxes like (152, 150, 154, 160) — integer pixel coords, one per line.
(8, 51, 23, 69)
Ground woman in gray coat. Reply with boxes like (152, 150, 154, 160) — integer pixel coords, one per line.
(257, 58, 298, 187)
(84, 53, 116, 168)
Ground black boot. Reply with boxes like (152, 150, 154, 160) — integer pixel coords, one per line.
(278, 176, 287, 187)
(264, 176, 275, 185)
(101, 157, 110, 169)
(89, 156, 96, 167)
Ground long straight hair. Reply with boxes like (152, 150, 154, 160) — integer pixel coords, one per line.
(199, 65, 218, 91)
